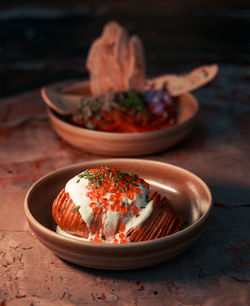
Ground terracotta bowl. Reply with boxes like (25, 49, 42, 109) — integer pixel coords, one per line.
(24, 159, 212, 270)
(42, 80, 199, 156)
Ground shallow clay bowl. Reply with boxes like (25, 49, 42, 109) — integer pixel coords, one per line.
(24, 159, 212, 270)
(41, 80, 199, 156)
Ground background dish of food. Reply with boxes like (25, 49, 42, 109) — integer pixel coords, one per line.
(24, 159, 212, 270)
(42, 80, 198, 156)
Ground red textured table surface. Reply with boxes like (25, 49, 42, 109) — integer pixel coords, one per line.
(1, 64, 249, 306)
(1, 2, 250, 305)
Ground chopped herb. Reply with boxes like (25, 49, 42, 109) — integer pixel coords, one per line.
(109, 172, 113, 181)
(119, 90, 146, 113)
(73, 205, 81, 212)
(77, 167, 141, 193)
(120, 186, 126, 192)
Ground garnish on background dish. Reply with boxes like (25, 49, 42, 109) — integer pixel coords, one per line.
(52, 167, 183, 244)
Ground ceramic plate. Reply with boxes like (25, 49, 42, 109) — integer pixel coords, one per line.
(24, 159, 212, 270)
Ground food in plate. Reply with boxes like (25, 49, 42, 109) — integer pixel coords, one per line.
(71, 88, 177, 132)
(52, 167, 183, 243)
(66, 21, 218, 133)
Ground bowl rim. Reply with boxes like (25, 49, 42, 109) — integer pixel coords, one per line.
(24, 159, 213, 250)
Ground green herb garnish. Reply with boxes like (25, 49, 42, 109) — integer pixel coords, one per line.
(119, 90, 146, 113)
(73, 205, 81, 212)
(76, 167, 140, 192)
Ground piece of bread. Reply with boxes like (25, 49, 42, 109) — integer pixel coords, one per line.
(86, 21, 146, 97)
(146, 64, 218, 96)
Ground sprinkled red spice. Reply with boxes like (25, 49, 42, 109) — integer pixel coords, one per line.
(89, 234, 103, 243)
(133, 206, 140, 215)
(77, 167, 149, 216)
(75, 167, 151, 244)
(118, 232, 128, 243)
(119, 224, 126, 232)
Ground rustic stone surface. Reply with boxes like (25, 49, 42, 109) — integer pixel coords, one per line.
(0, 2, 250, 305)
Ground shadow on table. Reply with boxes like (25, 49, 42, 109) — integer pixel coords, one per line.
(63, 182, 250, 283)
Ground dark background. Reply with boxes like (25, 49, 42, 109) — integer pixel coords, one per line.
(1, 0, 250, 97)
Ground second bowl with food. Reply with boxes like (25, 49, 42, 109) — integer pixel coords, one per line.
(42, 80, 199, 156)
(41, 21, 218, 156)
(24, 159, 212, 270)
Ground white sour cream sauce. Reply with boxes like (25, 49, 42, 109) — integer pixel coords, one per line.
(57, 174, 154, 242)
